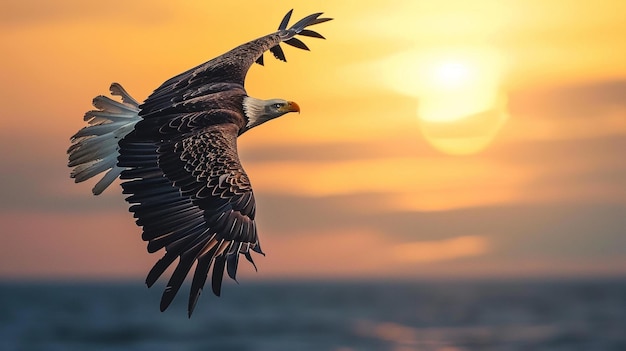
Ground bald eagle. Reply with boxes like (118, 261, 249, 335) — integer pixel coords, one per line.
(67, 10, 332, 316)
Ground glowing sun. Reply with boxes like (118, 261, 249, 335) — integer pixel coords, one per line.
(376, 47, 509, 155)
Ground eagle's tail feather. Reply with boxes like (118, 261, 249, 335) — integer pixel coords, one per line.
(68, 83, 141, 195)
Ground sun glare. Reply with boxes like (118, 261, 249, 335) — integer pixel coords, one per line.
(417, 50, 503, 123)
(373, 46, 509, 155)
(432, 60, 471, 89)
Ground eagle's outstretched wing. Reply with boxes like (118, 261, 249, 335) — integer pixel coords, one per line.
(139, 9, 332, 119)
(115, 10, 331, 316)
(119, 121, 260, 316)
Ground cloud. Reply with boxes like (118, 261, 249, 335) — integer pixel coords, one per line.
(244, 231, 490, 279)
(246, 157, 532, 210)
(506, 80, 626, 141)
(248, 130, 626, 210)
(255, 194, 626, 269)
(2, 191, 626, 279)
(392, 236, 490, 263)
(0, 0, 176, 28)
(239, 138, 438, 164)
(0, 211, 151, 278)
(255, 229, 393, 278)
(260, 193, 621, 264)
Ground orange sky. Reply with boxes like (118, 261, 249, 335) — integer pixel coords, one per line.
(1, 0, 626, 281)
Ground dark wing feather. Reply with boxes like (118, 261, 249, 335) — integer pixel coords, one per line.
(270, 45, 287, 62)
(278, 9, 293, 30)
(255, 54, 264, 66)
(139, 10, 332, 119)
(211, 255, 227, 296)
(284, 37, 310, 51)
(298, 29, 326, 39)
(119, 120, 261, 317)
(188, 250, 215, 317)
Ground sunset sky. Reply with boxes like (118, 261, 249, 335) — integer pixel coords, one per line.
(1, 0, 625, 281)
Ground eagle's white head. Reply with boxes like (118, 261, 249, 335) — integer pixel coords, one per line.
(242, 97, 300, 131)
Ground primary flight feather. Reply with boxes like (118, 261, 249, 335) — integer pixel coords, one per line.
(67, 9, 332, 317)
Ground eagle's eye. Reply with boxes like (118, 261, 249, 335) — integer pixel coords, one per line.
(272, 103, 283, 109)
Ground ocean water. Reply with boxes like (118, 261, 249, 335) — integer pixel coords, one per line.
(1, 279, 625, 351)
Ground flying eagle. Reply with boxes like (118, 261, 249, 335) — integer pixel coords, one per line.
(67, 10, 332, 316)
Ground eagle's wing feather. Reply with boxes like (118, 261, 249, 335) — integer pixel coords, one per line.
(119, 121, 259, 317)
(139, 10, 331, 119)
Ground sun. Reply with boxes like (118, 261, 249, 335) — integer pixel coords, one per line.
(432, 60, 471, 89)
(417, 50, 508, 154)
(417, 51, 503, 123)
(373, 46, 509, 155)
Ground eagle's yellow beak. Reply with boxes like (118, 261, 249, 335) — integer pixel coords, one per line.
(285, 101, 300, 114)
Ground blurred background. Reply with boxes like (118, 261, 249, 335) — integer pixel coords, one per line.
(1, 0, 625, 350)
